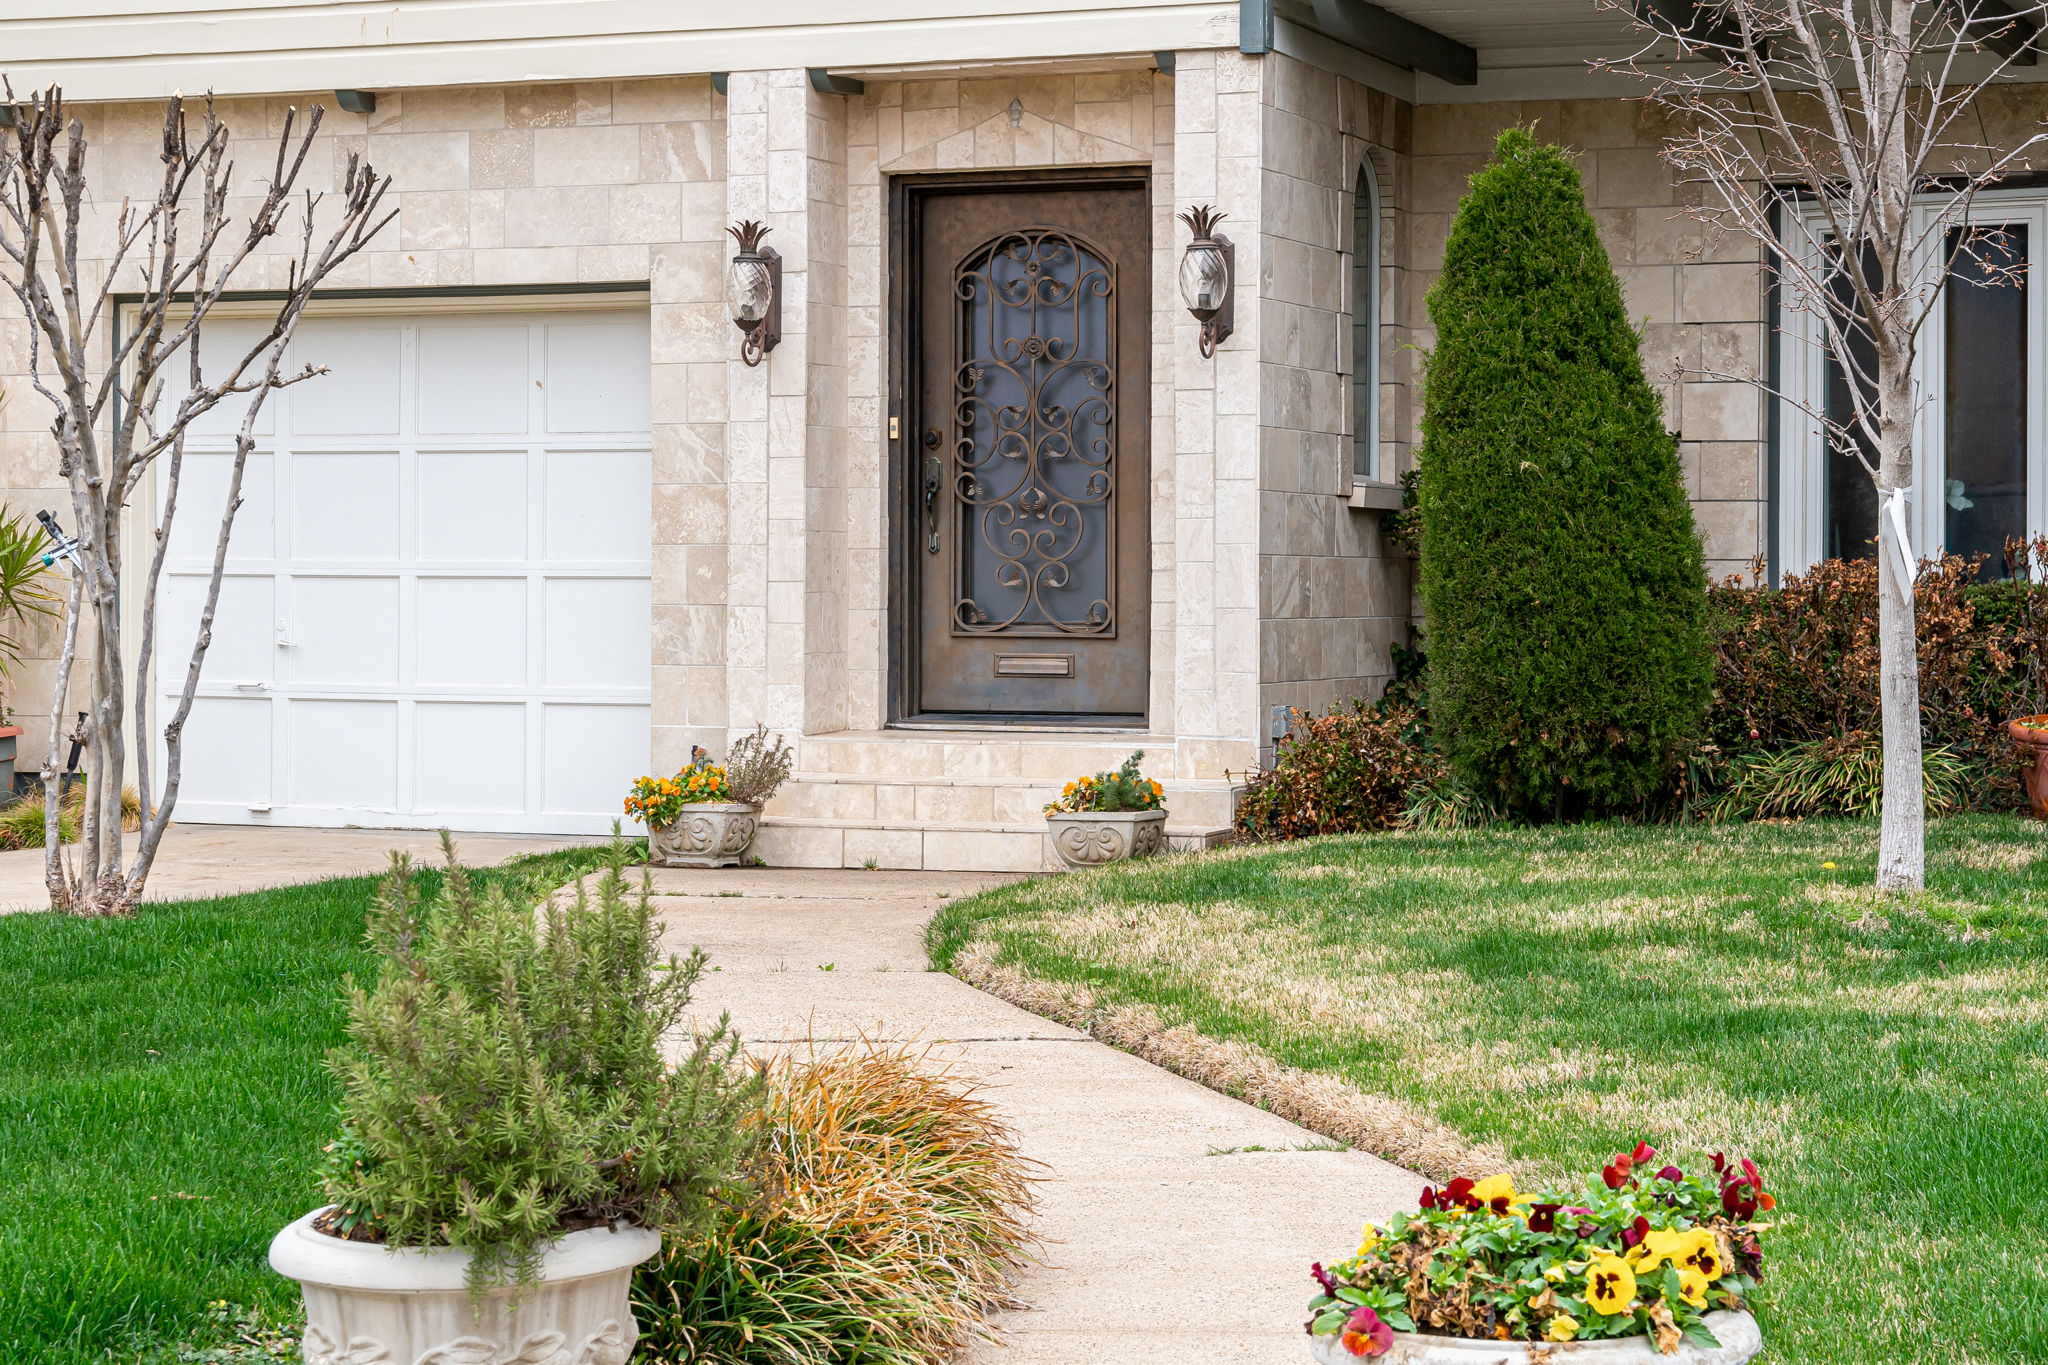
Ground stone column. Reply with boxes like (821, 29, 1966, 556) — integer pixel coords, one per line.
(1170, 49, 1264, 781)
(724, 70, 850, 745)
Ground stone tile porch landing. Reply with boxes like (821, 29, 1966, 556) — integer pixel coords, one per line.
(653, 864, 1427, 1364)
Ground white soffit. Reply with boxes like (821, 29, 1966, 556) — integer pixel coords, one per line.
(0, 0, 1239, 104)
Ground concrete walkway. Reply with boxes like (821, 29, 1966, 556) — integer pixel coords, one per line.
(653, 865, 1428, 1365)
(0, 824, 598, 913)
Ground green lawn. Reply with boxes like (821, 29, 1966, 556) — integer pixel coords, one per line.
(928, 814, 2048, 1365)
(0, 844, 616, 1364)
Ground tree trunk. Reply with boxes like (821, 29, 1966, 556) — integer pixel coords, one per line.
(1874, 361, 1925, 893)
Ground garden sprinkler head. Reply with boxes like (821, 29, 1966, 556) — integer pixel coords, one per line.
(35, 509, 81, 568)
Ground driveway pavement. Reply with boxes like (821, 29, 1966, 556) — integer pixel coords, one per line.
(650, 865, 1427, 1365)
(0, 823, 598, 913)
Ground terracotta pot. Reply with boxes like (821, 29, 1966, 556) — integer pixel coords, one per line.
(1308, 1310, 1762, 1364)
(270, 1208, 659, 1365)
(2011, 715, 2048, 820)
(648, 802, 760, 868)
(1045, 808, 1167, 870)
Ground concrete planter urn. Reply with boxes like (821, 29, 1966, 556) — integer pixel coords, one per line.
(1308, 1311, 1763, 1365)
(270, 1208, 660, 1365)
(649, 802, 760, 868)
(2010, 715, 2048, 819)
(1046, 808, 1167, 870)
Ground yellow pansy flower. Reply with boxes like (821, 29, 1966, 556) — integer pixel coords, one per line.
(1676, 1267, 1710, 1308)
(1584, 1251, 1637, 1316)
(1629, 1227, 1686, 1270)
(1355, 1223, 1382, 1258)
(1468, 1173, 1528, 1212)
(1547, 1314, 1581, 1342)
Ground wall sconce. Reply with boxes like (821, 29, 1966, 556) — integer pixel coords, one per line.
(1178, 205, 1234, 358)
(726, 220, 781, 366)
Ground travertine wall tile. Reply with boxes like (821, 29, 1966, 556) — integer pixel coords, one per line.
(10, 76, 726, 766)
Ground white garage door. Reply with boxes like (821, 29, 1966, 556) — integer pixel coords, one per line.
(160, 308, 652, 835)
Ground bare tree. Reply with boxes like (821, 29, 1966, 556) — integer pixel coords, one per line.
(1597, 0, 2048, 890)
(0, 88, 393, 915)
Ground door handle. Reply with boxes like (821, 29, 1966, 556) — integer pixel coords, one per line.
(922, 450, 943, 555)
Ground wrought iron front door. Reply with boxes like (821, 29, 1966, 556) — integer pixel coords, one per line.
(905, 176, 1150, 720)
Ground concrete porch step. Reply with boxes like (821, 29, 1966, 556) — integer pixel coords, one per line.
(752, 814, 1234, 873)
(796, 728, 1190, 781)
(769, 771, 1240, 829)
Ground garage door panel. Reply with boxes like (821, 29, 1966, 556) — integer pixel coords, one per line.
(291, 577, 400, 685)
(180, 697, 273, 807)
(545, 320, 650, 433)
(415, 703, 526, 813)
(166, 451, 275, 564)
(291, 451, 401, 561)
(418, 451, 528, 562)
(289, 326, 403, 436)
(289, 699, 398, 809)
(418, 325, 531, 435)
(162, 309, 650, 835)
(545, 578, 649, 689)
(544, 449, 651, 563)
(163, 573, 276, 684)
(543, 703, 648, 815)
(418, 578, 527, 687)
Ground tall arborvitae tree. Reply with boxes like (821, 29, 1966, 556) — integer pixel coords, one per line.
(1417, 128, 1711, 817)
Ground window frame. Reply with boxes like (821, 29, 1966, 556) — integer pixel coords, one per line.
(1777, 187, 2048, 573)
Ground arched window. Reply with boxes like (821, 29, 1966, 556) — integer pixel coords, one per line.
(1352, 159, 1382, 482)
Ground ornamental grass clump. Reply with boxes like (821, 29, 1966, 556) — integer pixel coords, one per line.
(632, 1043, 1037, 1365)
(1308, 1145, 1773, 1357)
(321, 834, 759, 1292)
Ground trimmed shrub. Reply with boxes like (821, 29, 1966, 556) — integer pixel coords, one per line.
(1233, 703, 1445, 841)
(1416, 128, 1711, 816)
(632, 1044, 1035, 1365)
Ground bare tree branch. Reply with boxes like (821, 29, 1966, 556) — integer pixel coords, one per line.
(0, 85, 392, 915)
(1593, 0, 2048, 892)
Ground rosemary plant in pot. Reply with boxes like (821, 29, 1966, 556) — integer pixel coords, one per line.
(271, 835, 757, 1365)
(627, 725, 794, 868)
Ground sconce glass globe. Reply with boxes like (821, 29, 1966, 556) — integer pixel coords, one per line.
(1178, 242, 1228, 319)
(726, 255, 774, 326)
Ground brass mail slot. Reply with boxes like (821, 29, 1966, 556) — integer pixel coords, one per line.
(994, 653, 1074, 678)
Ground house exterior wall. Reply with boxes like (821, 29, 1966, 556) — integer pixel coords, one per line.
(1, 41, 1944, 828)
(1252, 53, 1416, 744)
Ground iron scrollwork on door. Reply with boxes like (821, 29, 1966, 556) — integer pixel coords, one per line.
(950, 227, 1116, 636)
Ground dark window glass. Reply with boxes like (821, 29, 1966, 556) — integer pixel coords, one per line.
(1944, 224, 2029, 576)
(1822, 241, 1881, 561)
(1353, 164, 1379, 480)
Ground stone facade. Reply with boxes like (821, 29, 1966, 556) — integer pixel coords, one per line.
(0, 54, 1797, 860)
